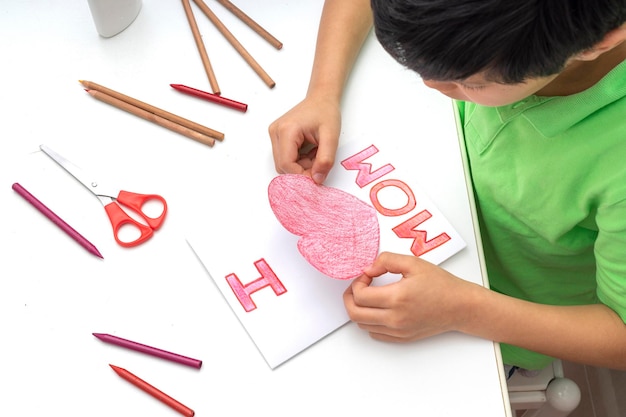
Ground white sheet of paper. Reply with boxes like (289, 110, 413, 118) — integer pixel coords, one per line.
(185, 141, 466, 368)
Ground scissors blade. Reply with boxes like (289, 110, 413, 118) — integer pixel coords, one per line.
(39, 144, 117, 201)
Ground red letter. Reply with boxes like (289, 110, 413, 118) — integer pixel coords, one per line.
(341, 145, 394, 188)
(369, 179, 416, 216)
(392, 210, 451, 256)
(226, 259, 287, 312)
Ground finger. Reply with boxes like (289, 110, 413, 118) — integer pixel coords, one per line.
(343, 279, 389, 326)
(269, 123, 306, 175)
(268, 122, 283, 172)
(349, 275, 399, 310)
(278, 139, 307, 175)
(343, 274, 372, 301)
(297, 158, 314, 171)
(367, 329, 420, 343)
(363, 251, 422, 277)
(357, 323, 409, 340)
(365, 325, 439, 343)
(343, 294, 389, 326)
(310, 129, 338, 184)
(350, 285, 398, 310)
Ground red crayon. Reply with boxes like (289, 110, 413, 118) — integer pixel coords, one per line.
(171, 83, 248, 112)
(109, 364, 195, 417)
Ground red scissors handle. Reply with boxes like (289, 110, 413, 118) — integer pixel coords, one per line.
(116, 190, 167, 229)
(104, 202, 154, 247)
(103, 191, 168, 247)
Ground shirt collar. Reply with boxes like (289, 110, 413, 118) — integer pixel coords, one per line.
(496, 59, 626, 138)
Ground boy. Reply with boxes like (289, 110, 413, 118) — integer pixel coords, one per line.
(268, 0, 626, 371)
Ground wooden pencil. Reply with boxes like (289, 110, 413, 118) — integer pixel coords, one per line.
(85, 89, 216, 147)
(215, 0, 282, 50)
(191, 0, 275, 88)
(181, 0, 221, 94)
(79, 80, 224, 141)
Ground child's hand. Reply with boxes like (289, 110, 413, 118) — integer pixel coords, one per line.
(268, 95, 341, 184)
(343, 251, 478, 342)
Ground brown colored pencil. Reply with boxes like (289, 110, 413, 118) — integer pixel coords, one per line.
(86, 89, 216, 147)
(191, 0, 275, 88)
(79, 80, 224, 141)
(181, 0, 220, 94)
(215, 0, 282, 50)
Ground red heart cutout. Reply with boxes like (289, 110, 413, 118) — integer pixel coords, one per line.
(268, 174, 380, 280)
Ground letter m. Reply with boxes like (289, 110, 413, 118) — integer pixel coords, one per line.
(341, 145, 394, 188)
(392, 210, 451, 256)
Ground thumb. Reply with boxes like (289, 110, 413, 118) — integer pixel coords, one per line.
(311, 159, 331, 184)
(310, 139, 337, 184)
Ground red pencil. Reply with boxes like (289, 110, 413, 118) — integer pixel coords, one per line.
(171, 84, 248, 112)
(110, 364, 194, 417)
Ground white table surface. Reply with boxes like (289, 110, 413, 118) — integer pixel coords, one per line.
(0, 1, 511, 416)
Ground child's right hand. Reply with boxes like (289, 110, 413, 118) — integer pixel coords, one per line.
(268, 95, 342, 184)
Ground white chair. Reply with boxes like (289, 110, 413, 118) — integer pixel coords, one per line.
(507, 359, 582, 417)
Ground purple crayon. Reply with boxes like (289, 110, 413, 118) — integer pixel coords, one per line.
(93, 333, 202, 369)
(12, 182, 103, 258)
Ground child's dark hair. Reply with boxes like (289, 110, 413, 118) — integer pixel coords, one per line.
(371, 0, 626, 83)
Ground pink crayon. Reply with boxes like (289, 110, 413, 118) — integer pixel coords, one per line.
(93, 333, 202, 369)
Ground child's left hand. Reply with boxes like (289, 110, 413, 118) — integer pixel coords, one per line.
(343, 251, 480, 342)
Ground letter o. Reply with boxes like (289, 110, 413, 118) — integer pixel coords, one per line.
(369, 179, 416, 217)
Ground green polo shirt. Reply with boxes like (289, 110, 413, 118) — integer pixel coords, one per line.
(459, 59, 626, 369)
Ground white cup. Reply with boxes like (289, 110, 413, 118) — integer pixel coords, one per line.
(87, 0, 143, 38)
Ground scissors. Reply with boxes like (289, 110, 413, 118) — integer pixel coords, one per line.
(39, 144, 167, 248)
